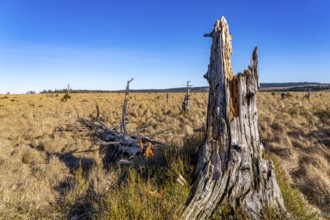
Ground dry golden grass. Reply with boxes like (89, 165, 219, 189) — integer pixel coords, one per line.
(0, 92, 329, 219)
(258, 92, 330, 216)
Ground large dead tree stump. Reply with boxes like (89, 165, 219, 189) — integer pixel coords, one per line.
(182, 17, 285, 219)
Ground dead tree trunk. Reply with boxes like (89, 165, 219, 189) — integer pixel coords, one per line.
(182, 81, 191, 112)
(74, 78, 169, 166)
(182, 17, 285, 219)
(308, 90, 312, 100)
(121, 78, 134, 136)
(67, 84, 71, 95)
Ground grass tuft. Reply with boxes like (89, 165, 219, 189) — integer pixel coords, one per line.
(265, 154, 320, 220)
(92, 135, 202, 219)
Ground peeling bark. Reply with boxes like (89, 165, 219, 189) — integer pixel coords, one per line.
(182, 17, 285, 219)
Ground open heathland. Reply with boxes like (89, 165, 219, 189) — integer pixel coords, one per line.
(0, 92, 329, 219)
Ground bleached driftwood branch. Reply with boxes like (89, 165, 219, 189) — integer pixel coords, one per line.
(74, 78, 170, 164)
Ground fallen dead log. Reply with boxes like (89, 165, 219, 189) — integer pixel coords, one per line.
(75, 110, 169, 164)
(74, 79, 170, 165)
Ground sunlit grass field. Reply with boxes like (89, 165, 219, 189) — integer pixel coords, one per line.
(0, 92, 329, 219)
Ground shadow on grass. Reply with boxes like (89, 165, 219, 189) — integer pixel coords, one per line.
(28, 143, 95, 173)
(290, 157, 330, 214)
(29, 132, 204, 219)
(28, 142, 96, 219)
(53, 152, 94, 171)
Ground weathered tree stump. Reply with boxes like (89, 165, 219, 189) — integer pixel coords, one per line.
(308, 90, 312, 100)
(182, 81, 191, 112)
(182, 17, 285, 219)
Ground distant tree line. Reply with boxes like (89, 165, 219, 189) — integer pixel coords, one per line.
(39, 89, 119, 94)
(262, 85, 330, 92)
(260, 82, 319, 88)
(283, 85, 330, 92)
(39, 87, 209, 94)
(40, 89, 71, 94)
(38, 83, 329, 94)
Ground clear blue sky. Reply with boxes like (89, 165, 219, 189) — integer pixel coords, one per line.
(0, 0, 329, 94)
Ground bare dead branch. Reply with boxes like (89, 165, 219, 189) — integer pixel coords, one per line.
(121, 78, 134, 135)
(95, 102, 100, 121)
(144, 129, 172, 138)
(73, 78, 167, 165)
(129, 123, 151, 135)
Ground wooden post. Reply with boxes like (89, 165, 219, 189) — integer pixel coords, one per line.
(182, 17, 285, 219)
